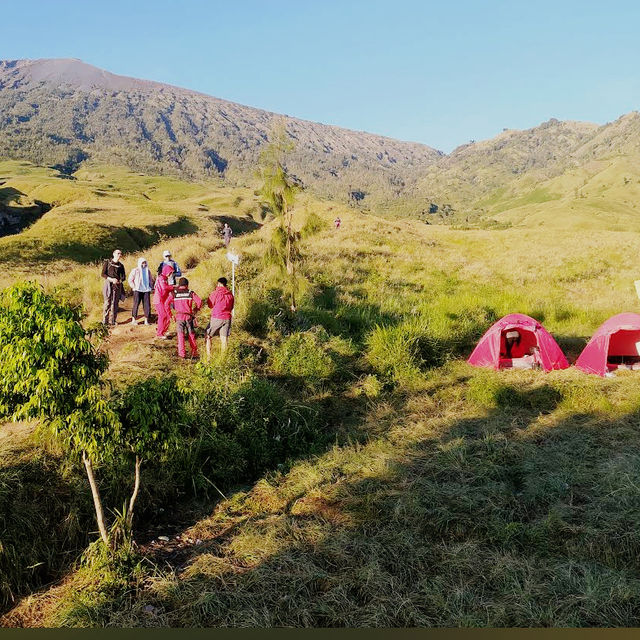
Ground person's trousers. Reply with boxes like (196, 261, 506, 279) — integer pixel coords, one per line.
(102, 281, 121, 325)
(156, 305, 170, 336)
(132, 290, 151, 320)
(176, 317, 198, 357)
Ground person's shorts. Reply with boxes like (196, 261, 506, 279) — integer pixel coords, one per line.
(206, 317, 232, 338)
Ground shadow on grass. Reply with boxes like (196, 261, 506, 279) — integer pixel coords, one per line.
(0, 452, 93, 614)
(0, 187, 51, 237)
(555, 335, 589, 364)
(115, 385, 640, 627)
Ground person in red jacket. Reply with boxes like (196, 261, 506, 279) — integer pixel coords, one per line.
(206, 277, 235, 357)
(166, 277, 202, 358)
(153, 264, 174, 338)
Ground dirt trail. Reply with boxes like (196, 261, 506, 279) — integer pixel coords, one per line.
(104, 293, 160, 359)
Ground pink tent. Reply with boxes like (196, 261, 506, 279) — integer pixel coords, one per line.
(467, 313, 569, 372)
(575, 312, 640, 376)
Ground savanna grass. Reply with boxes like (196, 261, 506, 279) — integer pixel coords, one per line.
(5, 163, 640, 627)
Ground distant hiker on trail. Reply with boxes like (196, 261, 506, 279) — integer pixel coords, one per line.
(222, 223, 233, 247)
(128, 257, 154, 325)
(153, 264, 174, 339)
(166, 277, 202, 359)
(205, 277, 235, 356)
(157, 250, 181, 286)
(101, 249, 126, 326)
(334, 217, 341, 229)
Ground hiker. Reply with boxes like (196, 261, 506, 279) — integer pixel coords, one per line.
(222, 223, 233, 247)
(128, 257, 154, 325)
(157, 250, 181, 286)
(101, 249, 126, 326)
(334, 217, 341, 229)
(166, 277, 202, 359)
(205, 277, 235, 356)
(153, 264, 174, 339)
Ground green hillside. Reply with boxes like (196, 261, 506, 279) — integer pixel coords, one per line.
(482, 154, 640, 230)
(3, 162, 640, 627)
(0, 160, 261, 277)
(0, 58, 442, 210)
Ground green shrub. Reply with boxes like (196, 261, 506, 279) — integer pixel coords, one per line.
(301, 211, 327, 238)
(176, 361, 322, 488)
(357, 374, 384, 398)
(270, 329, 336, 385)
(366, 319, 445, 388)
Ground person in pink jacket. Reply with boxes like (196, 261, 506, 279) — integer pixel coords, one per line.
(165, 277, 203, 358)
(205, 277, 235, 357)
(153, 264, 174, 338)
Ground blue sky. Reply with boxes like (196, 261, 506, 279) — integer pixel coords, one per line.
(3, 0, 640, 151)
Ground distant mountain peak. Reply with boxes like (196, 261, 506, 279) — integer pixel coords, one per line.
(0, 58, 165, 92)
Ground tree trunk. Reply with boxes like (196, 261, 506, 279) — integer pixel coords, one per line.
(285, 207, 294, 275)
(127, 455, 142, 529)
(82, 451, 110, 548)
(284, 209, 297, 312)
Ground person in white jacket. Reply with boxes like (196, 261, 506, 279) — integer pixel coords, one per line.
(128, 257, 155, 325)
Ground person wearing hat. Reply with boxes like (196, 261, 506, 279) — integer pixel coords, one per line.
(157, 250, 181, 286)
(101, 248, 126, 326)
(501, 330, 541, 364)
(503, 330, 521, 359)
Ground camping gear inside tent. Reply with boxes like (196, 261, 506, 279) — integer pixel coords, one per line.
(575, 312, 640, 376)
(467, 313, 569, 372)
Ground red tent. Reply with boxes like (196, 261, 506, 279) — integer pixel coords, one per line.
(467, 313, 569, 372)
(575, 312, 640, 376)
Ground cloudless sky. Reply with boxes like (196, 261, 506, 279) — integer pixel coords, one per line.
(3, 0, 640, 151)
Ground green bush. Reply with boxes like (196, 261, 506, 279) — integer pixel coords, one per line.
(175, 361, 322, 489)
(301, 211, 328, 238)
(366, 319, 445, 388)
(270, 329, 336, 385)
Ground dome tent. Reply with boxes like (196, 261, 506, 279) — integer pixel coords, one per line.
(575, 312, 640, 376)
(467, 313, 569, 372)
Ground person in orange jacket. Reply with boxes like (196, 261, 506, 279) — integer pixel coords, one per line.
(166, 277, 203, 358)
(153, 264, 174, 339)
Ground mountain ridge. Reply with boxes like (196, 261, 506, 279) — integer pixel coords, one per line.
(0, 58, 443, 206)
(1, 58, 639, 222)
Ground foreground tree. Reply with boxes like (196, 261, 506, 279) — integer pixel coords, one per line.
(258, 121, 301, 311)
(116, 376, 183, 534)
(0, 282, 117, 547)
(0, 283, 185, 549)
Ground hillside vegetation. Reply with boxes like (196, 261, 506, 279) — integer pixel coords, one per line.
(2, 162, 640, 627)
(0, 58, 442, 209)
(4, 59, 640, 227)
(0, 160, 260, 275)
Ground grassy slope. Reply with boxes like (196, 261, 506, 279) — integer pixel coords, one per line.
(476, 154, 640, 231)
(0, 160, 259, 275)
(3, 164, 640, 626)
